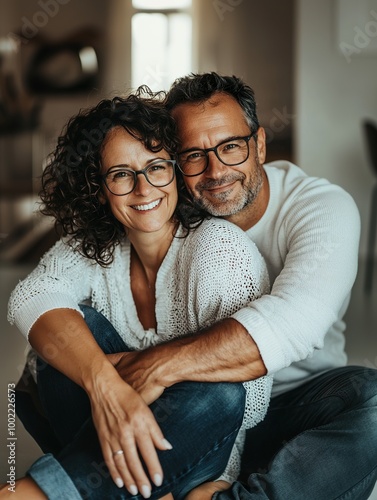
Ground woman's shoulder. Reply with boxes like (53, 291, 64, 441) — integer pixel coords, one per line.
(190, 217, 244, 237)
(181, 219, 267, 279)
(187, 218, 260, 253)
(178, 218, 269, 297)
(40, 237, 130, 266)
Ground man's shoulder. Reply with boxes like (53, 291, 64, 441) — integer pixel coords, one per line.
(264, 160, 351, 200)
(264, 160, 320, 186)
(262, 160, 359, 231)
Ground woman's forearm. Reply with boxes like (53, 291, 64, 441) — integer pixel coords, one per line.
(28, 308, 170, 495)
(28, 308, 119, 394)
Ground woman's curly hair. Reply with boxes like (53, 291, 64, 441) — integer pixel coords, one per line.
(40, 86, 208, 266)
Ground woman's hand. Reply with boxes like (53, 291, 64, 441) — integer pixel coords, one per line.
(27, 310, 172, 497)
(184, 480, 231, 499)
(88, 371, 172, 498)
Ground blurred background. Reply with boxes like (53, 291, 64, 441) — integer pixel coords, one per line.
(1, 0, 377, 494)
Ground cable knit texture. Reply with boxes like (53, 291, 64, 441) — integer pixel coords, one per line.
(8, 217, 271, 483)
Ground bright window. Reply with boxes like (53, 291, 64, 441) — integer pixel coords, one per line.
(131, 1, 192, 91)
(132, 0, 191, 10)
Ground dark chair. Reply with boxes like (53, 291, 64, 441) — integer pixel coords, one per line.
(363, 120, 377, 292)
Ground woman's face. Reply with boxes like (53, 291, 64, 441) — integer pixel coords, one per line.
(100, 127, 178, 237)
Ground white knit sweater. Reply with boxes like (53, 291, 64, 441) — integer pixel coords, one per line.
(232, 161, 361, 395)
(8, 217, 272, 483)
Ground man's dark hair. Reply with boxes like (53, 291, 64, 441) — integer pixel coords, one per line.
(165, 72, 260, 132)
(40, 86, 206, 266)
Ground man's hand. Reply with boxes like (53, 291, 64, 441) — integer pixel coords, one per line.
(107, 351, 167, 404)
(184, 480, 231, 499)
(107, 319, 266, 404)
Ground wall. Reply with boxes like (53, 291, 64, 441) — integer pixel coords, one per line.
(0, 0, 133, 240)
(295, 0, 377, 257)
(0, 0, 131, 160)
(193, 0, 295, 143)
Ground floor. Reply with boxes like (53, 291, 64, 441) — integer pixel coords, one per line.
(0, 258, 376, 497)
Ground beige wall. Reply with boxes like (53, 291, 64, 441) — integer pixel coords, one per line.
(295, 0, 377, 257)
(1, 0, 119, 141)
(193, 0, 295, 141)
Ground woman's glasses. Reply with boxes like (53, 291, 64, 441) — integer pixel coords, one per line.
(102, 159, 176, 196)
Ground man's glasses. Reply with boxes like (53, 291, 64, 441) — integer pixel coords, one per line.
(177, 134, 254, 177)
(102, 159, 176, 196)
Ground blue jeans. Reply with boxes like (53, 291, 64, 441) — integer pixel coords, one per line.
(26, 306, 246, 499)
(214, 365, 377, 500)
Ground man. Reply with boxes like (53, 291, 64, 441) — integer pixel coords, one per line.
(118, 73, 377, 499)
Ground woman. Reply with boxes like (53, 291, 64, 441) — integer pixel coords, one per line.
(6, 88, 271, 499)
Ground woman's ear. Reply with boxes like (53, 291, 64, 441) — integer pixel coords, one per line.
(98, 190, 107, 205)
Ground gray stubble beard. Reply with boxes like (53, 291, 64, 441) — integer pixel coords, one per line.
(192, 159, 264, 218)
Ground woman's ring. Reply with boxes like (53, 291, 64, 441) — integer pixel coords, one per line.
(113, 450, 124, 456)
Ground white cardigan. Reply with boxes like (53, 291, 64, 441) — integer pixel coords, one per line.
(8, 217, 272, 483)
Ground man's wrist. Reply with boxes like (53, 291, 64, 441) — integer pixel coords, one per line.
(143, 342, 182, 387)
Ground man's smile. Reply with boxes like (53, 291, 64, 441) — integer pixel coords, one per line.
(204, 181, 238, 194)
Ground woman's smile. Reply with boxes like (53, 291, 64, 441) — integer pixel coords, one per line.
(131, 198, 162, 211)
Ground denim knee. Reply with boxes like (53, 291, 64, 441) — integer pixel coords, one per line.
(219, 382, 246, 414)
(200, 382, 246, 423)
(79, 305, 128, 353)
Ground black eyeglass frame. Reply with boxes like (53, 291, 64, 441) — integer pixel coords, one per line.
(177, 133, 256, 177)
(102, 159, 177, 196)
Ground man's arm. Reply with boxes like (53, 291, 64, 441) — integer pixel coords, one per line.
(113, 185, 360, 400)
(111, 318, 266, 404)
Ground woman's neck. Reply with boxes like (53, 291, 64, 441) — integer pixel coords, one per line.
(128, 221, 177, 287)
(129, 222, 177, 331)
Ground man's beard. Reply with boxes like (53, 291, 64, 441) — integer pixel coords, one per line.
(191, 159, 264, 217)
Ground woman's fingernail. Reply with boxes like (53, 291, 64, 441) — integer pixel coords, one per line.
(129, 484, 138, 495)
(115, 477, 124, 488)
(162, 438, 173, 450)
(141, 484, 151, 498)
(153, 473, 163, 486)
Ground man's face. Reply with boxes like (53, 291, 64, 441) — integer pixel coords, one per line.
(172, 93, 267, 222)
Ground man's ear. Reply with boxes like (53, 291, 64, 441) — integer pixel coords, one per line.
(255, 127, 266, 165)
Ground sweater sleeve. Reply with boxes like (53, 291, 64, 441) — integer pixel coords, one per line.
(7, 239, 93, 339)
(232, 184, 361, 374)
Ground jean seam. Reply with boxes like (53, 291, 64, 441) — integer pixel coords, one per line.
(270, 388, 377, 416)
(261, 422, 377, 500)
(271, 367, 377, 411)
